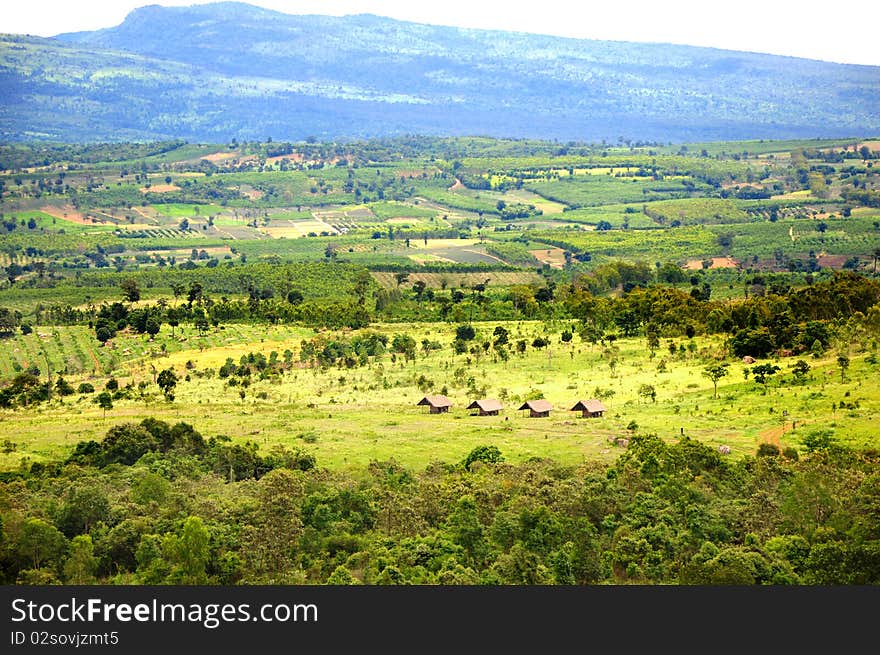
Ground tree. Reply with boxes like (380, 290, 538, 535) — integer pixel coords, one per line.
(5, 262, 22, 285)
(791, 359, 810, 384)
(751, 363, 781, 394)
(638, 384, 657, 403)
(645, 323, 660, 354)
(101, 422, 157, 465)
(63, 535, 98, 584)
(145, 316, 161, 338)
(455, 324, 476, 341)
(55, 485, 111, 537)
(445, 496, 489, 566)
(166, 307, 179, 337)
(702, 363, 729, 399)
(157, 368, 179, 401)
(0, 306, 19, 336)
(187, 281, 204, 305)
(120, 278, 141, 303)
(239, 470, 304, 581)
(391, 333, 417, 363)
(731, 327, 775, 359)
(837, 355, 850, 382)
(463, 445, 504, 470)
(54, 376, 75, 396)
(394, 272, 410, 288)
(96, 391, 113, 418)
(170, 282, 186, 304)
(172, 516, 211, 584)
(15, 518, 67, 570)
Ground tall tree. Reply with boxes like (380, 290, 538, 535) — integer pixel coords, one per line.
(702, 363, 730, 399)
(120, 278, 141, 303)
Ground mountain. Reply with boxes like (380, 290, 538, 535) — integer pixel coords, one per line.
(1, 1, 878, 143)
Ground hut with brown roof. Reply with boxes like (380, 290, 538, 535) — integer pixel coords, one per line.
(570, 399, 607, 418)
(518, 399, 552, 418)
(467, 399, 503, 416)
(417, 395, 452, 414)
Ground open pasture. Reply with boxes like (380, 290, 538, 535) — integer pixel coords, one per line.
(1, 321, 877, 474)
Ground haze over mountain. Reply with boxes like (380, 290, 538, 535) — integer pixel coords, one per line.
(1, 1, 878, 143)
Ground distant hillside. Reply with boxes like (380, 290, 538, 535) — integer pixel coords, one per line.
(1, 1, 879, 143)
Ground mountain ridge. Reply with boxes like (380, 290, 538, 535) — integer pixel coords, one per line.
(1, 1, 878, 143)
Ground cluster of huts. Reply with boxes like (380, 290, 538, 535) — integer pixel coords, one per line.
(417, 395, 607, 418)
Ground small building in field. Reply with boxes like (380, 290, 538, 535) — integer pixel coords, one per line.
(518, 399, 552, 418)
(570, 399, 607, 418)
(467, 399, 503, 416)
(417, 395, 452, 414)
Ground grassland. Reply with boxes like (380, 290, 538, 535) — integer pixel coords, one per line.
(2, 320, 876, 474)
(3, 135, 880, 474)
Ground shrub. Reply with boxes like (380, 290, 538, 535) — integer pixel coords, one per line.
(463, 445, 504, 470)
(757, 443, 780, 457)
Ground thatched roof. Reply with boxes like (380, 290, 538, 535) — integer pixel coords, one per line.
(417, 395, 452, 408)
(518, 399, 552, 412)
(467, 399, 503, 412)
(571, 399, 607, 413)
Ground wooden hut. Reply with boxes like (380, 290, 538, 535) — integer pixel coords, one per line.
(518, 399, 552, 418)
(570, 399, 607, 418)
(467, 399, 503, 416)
(417, 395, 452, 414)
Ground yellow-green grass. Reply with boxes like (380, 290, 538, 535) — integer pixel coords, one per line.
(2, 322, 877, 474)
(501, 189, 567, 215)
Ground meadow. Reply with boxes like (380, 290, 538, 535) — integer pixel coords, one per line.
(2, 319, 876, 474)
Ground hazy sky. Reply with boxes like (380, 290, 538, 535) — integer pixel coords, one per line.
(4, 0, 880, 66)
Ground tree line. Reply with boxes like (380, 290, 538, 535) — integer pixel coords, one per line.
(1, 420, 877, 585)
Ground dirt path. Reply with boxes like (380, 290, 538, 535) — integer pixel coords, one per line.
(758, 418, 806, 449)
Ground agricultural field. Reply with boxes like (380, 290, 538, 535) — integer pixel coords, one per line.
(2, 135, 880, 587)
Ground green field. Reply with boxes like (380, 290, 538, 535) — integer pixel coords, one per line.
(2, 321, 877, 473)
(2, 136, 880, 587)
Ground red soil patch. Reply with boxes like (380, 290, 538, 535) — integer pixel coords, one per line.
(759, 425, 787, 450)
(201, 152, 238, 163)
(266, 153, 304, 164)
(41, 205, 94, 225)
(140, 184, 180, 194)
(816, 255, 849, 269)
(683, 256, 739, 270)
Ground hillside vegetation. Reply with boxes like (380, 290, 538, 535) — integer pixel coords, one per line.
(1, 135, 880, 586)
(0, 2, 878, 142)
